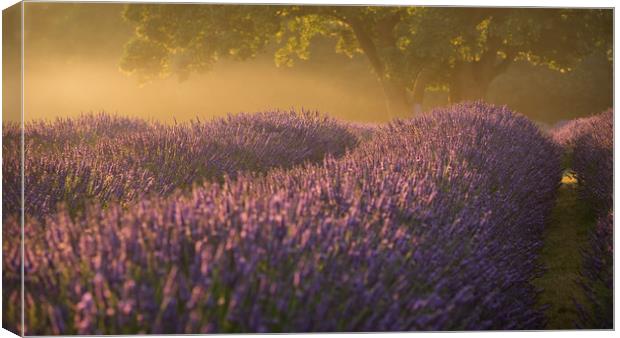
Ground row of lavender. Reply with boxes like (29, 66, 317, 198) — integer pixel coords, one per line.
(554, 109, 613, 328)
(2, 110, 360, 335)
(5, 102, 562, 334)
(2, 110, 359, 220)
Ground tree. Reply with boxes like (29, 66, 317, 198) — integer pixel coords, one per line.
(120, 4, 612, 118)
(418, 8, 613, 103)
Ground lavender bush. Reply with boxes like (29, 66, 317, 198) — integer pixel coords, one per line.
(576, 211, 613, 329)
(551, 116, 599, 152)
(2, 110, 358, 219)
(4, 102, 563, 334)
(2, 121, 22, 335)
(572, 109, 613, 214)
(565, 109, 614, 329)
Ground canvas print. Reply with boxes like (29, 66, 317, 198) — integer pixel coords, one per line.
(1, 1, 614, 335)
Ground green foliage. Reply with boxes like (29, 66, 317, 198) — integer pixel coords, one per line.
(121, 4, 282, 81)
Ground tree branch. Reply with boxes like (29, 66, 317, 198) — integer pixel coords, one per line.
(346, 17, 385, 77)
(375, 10, 402, 48)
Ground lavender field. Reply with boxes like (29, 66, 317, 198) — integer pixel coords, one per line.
(2, 102, 613, 334)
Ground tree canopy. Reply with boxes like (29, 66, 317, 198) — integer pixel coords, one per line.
(120, 5, 612, 118)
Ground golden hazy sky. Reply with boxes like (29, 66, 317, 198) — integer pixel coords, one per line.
(12, 3, 388, 123)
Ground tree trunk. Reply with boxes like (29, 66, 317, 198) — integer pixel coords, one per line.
(449, 78, 490, 103)
(448, 48, 514, 104)
(411, 69, 430, 115)
(380, 78, 410, 119)
(448, 63, 492, 103)
(346, 17, 411, 119)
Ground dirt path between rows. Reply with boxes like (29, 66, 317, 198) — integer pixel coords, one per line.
(533, 173, 597, 329)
